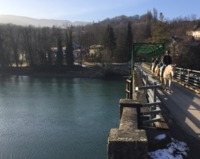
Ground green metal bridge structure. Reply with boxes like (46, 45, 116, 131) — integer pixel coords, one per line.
(108, 43, 200, 159)
(131, 43, 165, 74)
(108, 43, 166, 159)
(127, 43, 165, 99)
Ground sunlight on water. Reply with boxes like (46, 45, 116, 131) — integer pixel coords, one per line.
(0, 76, 124, 159)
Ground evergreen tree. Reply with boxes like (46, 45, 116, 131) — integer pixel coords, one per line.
(0, 34, 6, 69)
(23, 26, 35, 67)
(65, 27, 74, 66)
(114, 30, 126, 62)
(147, 13, 170, 43)
(56, 34, 63, 66)
(102, 25, 116, 63)
(144, 11, 153, 39)
(126, 22, 133, 61)
(114, 22, 133, 62)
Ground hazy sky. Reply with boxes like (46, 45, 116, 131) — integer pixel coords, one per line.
(0, 0, 199, 22)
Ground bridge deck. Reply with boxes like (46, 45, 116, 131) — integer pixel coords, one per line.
(157, 82, 200, 139)
(142, 64, 200, 140)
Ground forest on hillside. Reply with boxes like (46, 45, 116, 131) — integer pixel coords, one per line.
(0, 8, 200, 72)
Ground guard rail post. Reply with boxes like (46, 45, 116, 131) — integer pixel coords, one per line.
(187, 69, 190, 84)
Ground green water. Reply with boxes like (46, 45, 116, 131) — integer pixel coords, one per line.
(0, 76, 125, 159)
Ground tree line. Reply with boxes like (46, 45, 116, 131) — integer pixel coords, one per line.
(0, 25, 75, 68)
(0, 8, 200, 70)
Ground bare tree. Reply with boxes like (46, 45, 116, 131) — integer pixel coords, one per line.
(6, 24, 22, 67)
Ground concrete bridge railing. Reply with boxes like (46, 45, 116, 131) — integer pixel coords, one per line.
(107, 65, 165, 159)
(107, 100, 148, 159)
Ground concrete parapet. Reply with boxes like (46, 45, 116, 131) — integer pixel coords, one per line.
(119, 107, 138, 131)
(107, 104, 148, 159)
(119, 99, 141, 119)
(108, 128, 147, 159)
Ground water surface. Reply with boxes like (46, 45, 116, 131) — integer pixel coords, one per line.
(0, 76, 124, 159)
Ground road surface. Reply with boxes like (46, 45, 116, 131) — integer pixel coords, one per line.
(157, 81, 200, 140)
(141, 63, 200, 140)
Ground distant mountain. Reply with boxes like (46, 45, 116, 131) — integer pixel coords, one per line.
(0, 15, 90, 27)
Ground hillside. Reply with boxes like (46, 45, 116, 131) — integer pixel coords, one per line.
(0, 15, 90, 27)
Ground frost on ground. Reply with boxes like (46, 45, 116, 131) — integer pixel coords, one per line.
(148, 139, 189, 159)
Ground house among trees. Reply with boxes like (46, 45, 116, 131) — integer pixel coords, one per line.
(49, 46, 66, 59)
(89, 45, 103, 56)
(186, 25, 200, 40)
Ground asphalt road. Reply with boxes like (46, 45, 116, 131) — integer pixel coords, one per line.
(140, 64, 200, 158)
(157, 81, 200, 140)
(142, 63, 200, 140)
(155, 81, 200, 159)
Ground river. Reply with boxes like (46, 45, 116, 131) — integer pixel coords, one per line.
(0, 76, 125, 159)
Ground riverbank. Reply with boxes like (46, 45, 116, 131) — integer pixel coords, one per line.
(0, 64, 127, 80)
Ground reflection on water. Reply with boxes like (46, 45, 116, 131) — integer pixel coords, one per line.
(0, 76, 124, 159)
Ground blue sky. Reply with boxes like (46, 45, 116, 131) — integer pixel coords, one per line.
(0, 0, 199, 22)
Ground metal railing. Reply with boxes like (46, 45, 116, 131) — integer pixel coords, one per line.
(175, 67, 200, 88)
(124, 64, 163, 126)
(143, 62, 200, 89)
(125, 78, 132, 99)
(135, 65, 162, 125)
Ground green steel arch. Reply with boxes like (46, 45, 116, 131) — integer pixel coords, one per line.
(133, 43, 164, 62)
(129, 43, 165, 98)
(131, 43, 164, 74)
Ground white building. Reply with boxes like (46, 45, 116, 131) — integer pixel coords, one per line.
(187, 28, 200, 40)
(89, 45, 103, 56)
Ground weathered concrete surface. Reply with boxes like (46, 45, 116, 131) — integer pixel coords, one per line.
(119, 107, 138, 131)
(119, 99, 141, 119)
(107, 106, 148, 159)
(107, 67, 173, 159)
(108, 128, 148, 159)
